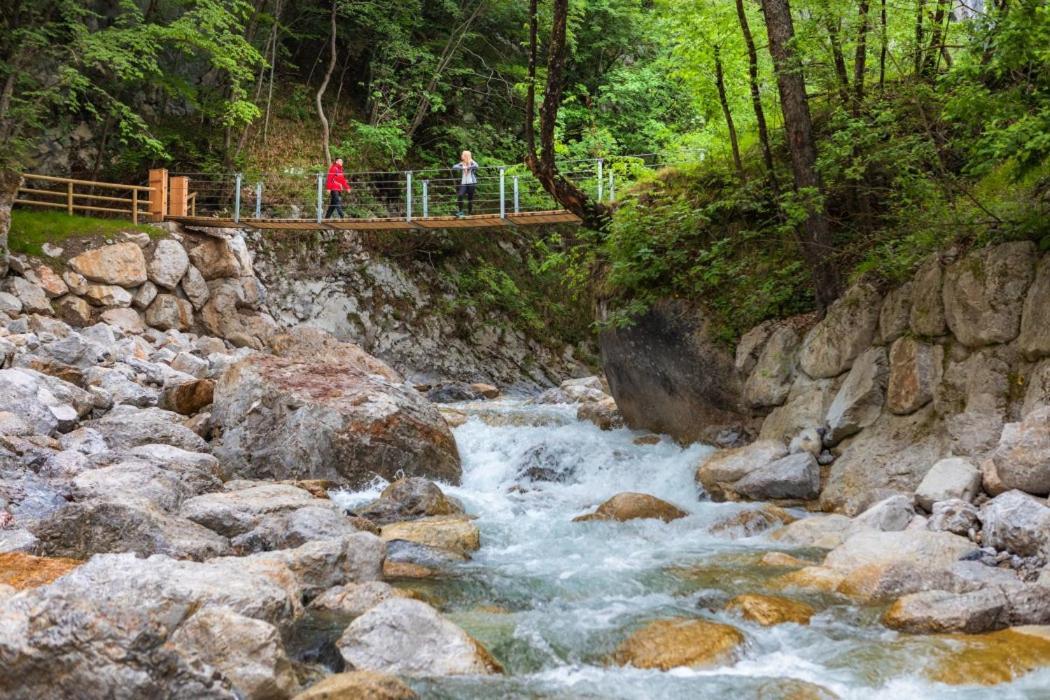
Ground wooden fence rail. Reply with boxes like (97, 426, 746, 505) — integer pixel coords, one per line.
(15, 173, 158, 224)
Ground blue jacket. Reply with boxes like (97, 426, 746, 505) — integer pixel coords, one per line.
(452, 160, 478, 185)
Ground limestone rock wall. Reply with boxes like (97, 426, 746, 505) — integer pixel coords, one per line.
(729, 240, 1050, 514)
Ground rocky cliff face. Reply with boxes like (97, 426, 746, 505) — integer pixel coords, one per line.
(687, 240, 1050, 515)
(246, 228, 592, 390)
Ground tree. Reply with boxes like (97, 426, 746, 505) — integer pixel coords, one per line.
(759, 0, 841, 307)
(316, 0, 339, 165)
(713, 44, 744, 176)
(735, 0, 777, 185)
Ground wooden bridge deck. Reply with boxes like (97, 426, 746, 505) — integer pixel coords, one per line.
(167, 209, 581, 231)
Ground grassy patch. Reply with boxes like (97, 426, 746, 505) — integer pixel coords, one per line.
(9, 209, 161, 257)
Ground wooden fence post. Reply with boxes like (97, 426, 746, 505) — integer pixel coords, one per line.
(169, 176, 188, 217)
(148, 168, 168, 222)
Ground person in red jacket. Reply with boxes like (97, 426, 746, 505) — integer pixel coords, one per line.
(325, 158, 350, 219)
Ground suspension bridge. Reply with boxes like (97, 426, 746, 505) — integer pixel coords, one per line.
(14, 155, 693, 231)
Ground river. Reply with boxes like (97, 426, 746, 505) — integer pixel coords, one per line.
(334, 399, 1050, 699)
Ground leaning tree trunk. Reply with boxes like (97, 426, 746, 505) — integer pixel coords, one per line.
(315, 0, 338, 165)
(914, 0, 926, 75)
(760, 0, 842, 308)
(822, 7, 850, 104)
(0, 170, 19, 277)
(879, 0, 887, 91)
(736, 0, 777, 187)
(714, 45, 744, 178)
(853, 0, 870, 112)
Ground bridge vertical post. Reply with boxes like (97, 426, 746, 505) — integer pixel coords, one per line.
(255, 181, 262, 219)
(596, 158, 604, 202)
(499, 168, 506, 219)
(233, 173, 242, 223)
(513, 176, 520, 213)
(169, 176, 189, 217)
(148, 168, 168, 222)
(406, 171, 413, 222)
(609, 170, 616, 202)
(316, 173, 323, 223)
(422, 180, 429, 218)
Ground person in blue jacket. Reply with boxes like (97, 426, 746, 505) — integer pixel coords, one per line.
(452, 150, 478, 217)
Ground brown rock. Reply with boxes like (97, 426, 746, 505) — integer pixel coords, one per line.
(469, 383, 500, 399)
(759, 551, 809, 568)
(770, 566, 846, 594)
(99, 308, 145, 334)
(34, 265, 68, 298)
(189, 238, 242, 280)
(379, 515, 480, 557)
(382, 561, 439, 579)
(293, 671, 417, 700)
(707, 505, 796, 538)
(725, 593, 814, 625)
(573, 492, 687, 523)
(162, 379, 215, 415)
(82, 284, 133, 308)
(612, 618, 745, 670)
(0, 552, 82, 589)
(145, 294, 194, 331)
(69, 242, 148, 286)
(577, 397, 624, 430)
(924, 627, 1050, 686)
(54, 295, 93, 327)
(633, 434, 662, 445)
(886, 337, 941, 415)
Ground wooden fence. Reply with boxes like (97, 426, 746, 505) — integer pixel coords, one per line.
(14, 171, 166, 223)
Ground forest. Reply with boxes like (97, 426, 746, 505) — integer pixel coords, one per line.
(1, 0, 1049, 337)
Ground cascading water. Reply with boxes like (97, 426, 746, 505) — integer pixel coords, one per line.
(333, 399, 1050, 699)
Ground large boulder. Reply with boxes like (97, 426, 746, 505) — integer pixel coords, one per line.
(69, 242, 148, 287)
(823, 529, 976, 573)
(743, 326, 799, 408)
(696, 440, 787, 501)
(820, 404, 948, 515)
(355, 478, 463, 524)
(824, 346, 888, 445)
(757, 375, 837, 443)
(878, 283, 912, 344)
(611, 618, 744, 670)
(268, 325, 400, 382)
(0, 368, 89, 436)
(337, 598, 502, 676)
(3, 277, 51, 314)
(147, 239, 190, 290)
(980, 490, 1050, 557)
(883, 588, 1009, 633)
(180, 483, 329, 537)
(86, 405, 209, 452)
(914, 457, 981, 511)
(145, 294, 194, 331)
(248, 533, 386, 596)
(943, 241, 1037, 348)
(886, 337, 941, 415)
(212, 354, 460, 487)
(169, 606, 299, 699)
(909, 256, 948, 337)
(598, 299, 749, 445)
(189, 238, 243, 280)
(981, 406, 1050, 496)
(1019, 254, 1050, 360)
(798, 282, 882, 379)
(572, 492, 687, 523)
(728, 452, 820, 501)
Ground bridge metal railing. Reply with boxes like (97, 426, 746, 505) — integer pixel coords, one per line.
(167, 153, 702, 224)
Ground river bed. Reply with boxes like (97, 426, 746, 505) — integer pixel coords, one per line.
(333, 399, 1050, 699)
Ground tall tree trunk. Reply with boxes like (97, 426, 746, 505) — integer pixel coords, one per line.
(853, 0, 870, 111)
(714, 46, 744, 177)
(736, 0, 777, 186)
(914, 0, 926, 75)
(525, 0, 610, 232)
(822, 6, 850, 103)
(263, 0, 282, 145)
(922, 0, 950, 76)
(760, 0, 841, 308)
(315, 0, 338, 165)
(879, 0, 887, 91)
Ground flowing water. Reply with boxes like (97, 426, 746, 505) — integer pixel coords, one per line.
(333, 399, 1050, 699)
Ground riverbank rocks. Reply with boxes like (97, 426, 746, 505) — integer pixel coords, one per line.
(743, 326, 799, 408)
(308, 580, 412, 618)
(799, 282, 882, 379)
(577, 397, 624, 430)
(293, 672, 417, 700)
(612, 618, 745, 670)
(355, 478, 463, 524)
(212, 353, 461, 487)
(69, 242, 148, 287)
(572, 492, 687, 523)
(148, 239, 190, 290)
(943, 241, 1036, 348)
(979, 490, 1050, 557)
(729, 452, 820, 501)
(824, 347, 888, 445)
(379, 515, 480, 557)
(725, 593, 814, 625)
(1019, 256, 1050, 359)
(883, 588, 1010, 633)
(337, 598, 502, 676)
(981, 406, 1050, 496)
(697, 440, 788, 501)
(169, 605, 299, 699)
(886, 337, 940, 415)
(914, 457, 981, 510)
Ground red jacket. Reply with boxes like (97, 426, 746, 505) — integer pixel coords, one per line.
(326, 163, 350, 191)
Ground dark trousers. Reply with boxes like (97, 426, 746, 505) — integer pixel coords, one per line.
(325, 190, 345, 218)
(457, 183, 476, 214)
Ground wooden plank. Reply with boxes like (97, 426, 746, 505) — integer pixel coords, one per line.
(21, 173, 154, 191)
(415, 215, 511, 229)
(166, 209, 582, 231)
(15, 199, 135, 216)
(169, 176, 189, 217)
(148, 169, 168, 221)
